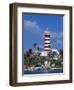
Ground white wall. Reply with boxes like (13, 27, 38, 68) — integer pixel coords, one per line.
(0, 0, 74, 90)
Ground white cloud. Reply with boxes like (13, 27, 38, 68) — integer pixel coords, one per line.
(49, 31, 63, 46)
(24, 20, 63, 46)
(24, 20, 42, 33)
(50, 31, 63, 39)
(42, 27, 63, 40)
(24, 20, 63, 40)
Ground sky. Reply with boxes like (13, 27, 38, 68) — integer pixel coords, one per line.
(23, 13, 63, 52)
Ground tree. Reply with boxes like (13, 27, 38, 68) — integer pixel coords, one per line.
(33, 43, 37, 49)
(59, 49, 63, 59)
(24, 52, 30, 67)
(28, 49, 32, 54)
(37, 46, 40, 51)
(24, 49, 33, 67)
(48, 50, 53, 61)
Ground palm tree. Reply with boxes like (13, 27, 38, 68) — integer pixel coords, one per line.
(59, 49, 63, 59)
(28, 49, 32, 54)
(33, 43, 37, 50)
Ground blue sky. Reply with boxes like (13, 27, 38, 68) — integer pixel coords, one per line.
(23, 13, 63, 52)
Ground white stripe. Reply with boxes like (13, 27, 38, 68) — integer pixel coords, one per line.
(44, 47, 50, 50)
(44, 37, 50, 39)
(44, 41, 50, 43)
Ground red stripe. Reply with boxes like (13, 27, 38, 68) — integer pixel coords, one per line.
(44, 40, 50, 42)
(44, 43, 51, 44)
(44, 45, 50, 48)
(45, 35, 50, 37)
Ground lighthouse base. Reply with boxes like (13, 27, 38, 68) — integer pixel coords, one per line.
(40, 51, 49, 56)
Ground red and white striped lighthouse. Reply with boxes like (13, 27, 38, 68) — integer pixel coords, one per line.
(44, 31, 51, 51)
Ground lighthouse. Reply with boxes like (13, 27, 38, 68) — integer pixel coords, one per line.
(44, 31, 51, 51)
(40, 30, 51, 56)
(40, 29, 60, 59)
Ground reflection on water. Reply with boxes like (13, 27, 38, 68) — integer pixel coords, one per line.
(24, 69, 63, 74)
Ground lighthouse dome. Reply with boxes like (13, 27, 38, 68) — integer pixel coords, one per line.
(44, 31, 50, 35)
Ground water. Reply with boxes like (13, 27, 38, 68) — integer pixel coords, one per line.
(24, 69, 63, 74)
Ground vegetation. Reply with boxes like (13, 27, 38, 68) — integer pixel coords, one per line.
(24, 43, 63, 69)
